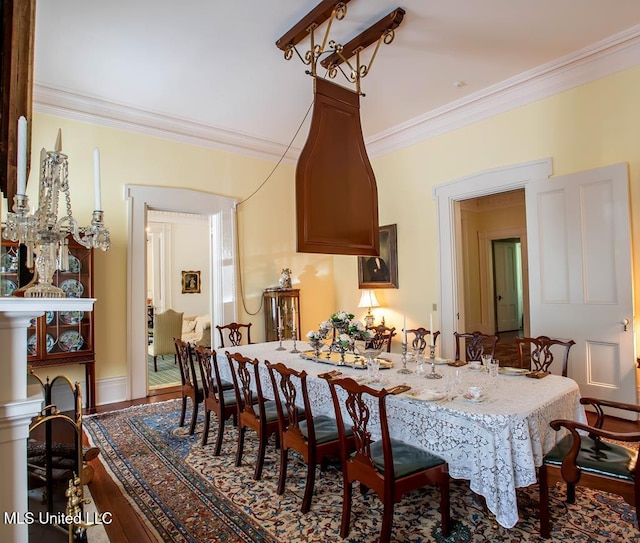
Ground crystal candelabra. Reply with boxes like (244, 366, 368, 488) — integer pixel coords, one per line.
(2, 134, 111, 298)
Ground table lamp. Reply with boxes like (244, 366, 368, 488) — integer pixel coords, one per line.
(358, 289, 380, 328)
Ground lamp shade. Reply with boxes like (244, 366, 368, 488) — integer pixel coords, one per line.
(358, 289, 380, 309)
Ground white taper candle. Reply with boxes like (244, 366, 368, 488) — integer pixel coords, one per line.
(430, 313, 434, 346)
(17, 116, 27, 195)
(403, 314, 407, 344)
(93, 147, 102, 210)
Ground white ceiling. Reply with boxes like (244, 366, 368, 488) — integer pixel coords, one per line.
(33, 0, 640, 160)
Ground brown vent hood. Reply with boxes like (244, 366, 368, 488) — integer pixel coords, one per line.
(276, 2, 404, 256)
(296, 77, 379, 256)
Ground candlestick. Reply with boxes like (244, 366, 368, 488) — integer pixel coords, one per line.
(93, 147, 102, 210)
(17, 116, 27, 195)
(277, 305, 282, 326)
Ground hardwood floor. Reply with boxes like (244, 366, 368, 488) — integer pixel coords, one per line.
(84, 387, 181, 543)
(84, 387, 640, 543)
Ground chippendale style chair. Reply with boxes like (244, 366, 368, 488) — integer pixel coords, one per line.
(515, 335, 575, 376)
(366, 324, 396, 353)
(193, 345, 237, 451)
(323, 375, 451, 541)
(539, 397, 640, 538)
(406, 327, 440, 354)
(173, 338, 203, 435)
(216, 322, 253, 348)
(266, 362, 350, 513)
(225, 351, 281, 480)
(454, 331, 498, 362)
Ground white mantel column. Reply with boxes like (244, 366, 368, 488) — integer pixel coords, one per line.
(0, 298, 95, 543)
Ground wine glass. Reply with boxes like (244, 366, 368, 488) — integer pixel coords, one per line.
(354, 340, 383, 380)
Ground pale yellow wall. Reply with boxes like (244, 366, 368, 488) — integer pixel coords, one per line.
(26, 64, 640, 388)
(335, 65, 640, 356)
(27, 115, 334, 385)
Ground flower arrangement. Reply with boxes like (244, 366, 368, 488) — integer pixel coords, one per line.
(329, 310, 355, 329)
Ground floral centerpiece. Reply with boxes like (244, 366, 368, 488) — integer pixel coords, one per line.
(307, 310, 373, 363)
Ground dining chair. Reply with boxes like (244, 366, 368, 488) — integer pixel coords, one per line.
(406, 327, 440, 353)
(515, 335, 575, 376)
(539, 397, 640, 538)
(453, 331, 498, 362)
(323, 375, 451, 541)
(173, 338, 203, 435)
(225, 351, 280, 480)
(149, 309, 183, 371)
(366, 324, 396, 353)
(216, 322, 253, 348)
(266, 362, 349, 513)
(193, 345, 237, 451)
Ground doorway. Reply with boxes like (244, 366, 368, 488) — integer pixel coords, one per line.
(126, 185, 238, 402)
(492, 238, 523, 333)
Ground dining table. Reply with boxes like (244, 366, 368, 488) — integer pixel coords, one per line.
(214, 340, 587, 529)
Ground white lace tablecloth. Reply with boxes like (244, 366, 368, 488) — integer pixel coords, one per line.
(215, 341, 586, 529)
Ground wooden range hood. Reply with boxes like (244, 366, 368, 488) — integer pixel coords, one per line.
(295, 77, 378, 255)
(277, 2, 404, 256)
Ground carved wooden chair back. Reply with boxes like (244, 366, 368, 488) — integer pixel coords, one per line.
(216, 322, 252, 348)
(454, 331, 498, 362)
(406, 327, 440, 353)
(515, 335, 576, 376)
(540, 397, 640, 538)
(366, 324, 396, 352)
(173, 338, 203, 435)
(225, 351, 279, 480)
(266, 361, 343, 512)
(324, 375, 451, 541)
(193, 345, 237, 451)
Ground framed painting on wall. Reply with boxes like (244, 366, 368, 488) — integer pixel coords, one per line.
(181, 270, 201, 294)
(357, 224, 398, 288)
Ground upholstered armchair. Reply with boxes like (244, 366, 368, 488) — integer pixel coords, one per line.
(148, 309, 184, 372)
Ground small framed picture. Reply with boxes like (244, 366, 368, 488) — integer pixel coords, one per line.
(181, 270, 201, 294)
(357, 224, 398, 289)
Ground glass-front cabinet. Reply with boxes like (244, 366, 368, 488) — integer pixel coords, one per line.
(263, 288, 300, 342)
(1, 237, 96, 411)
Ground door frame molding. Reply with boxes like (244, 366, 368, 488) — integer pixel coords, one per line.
(125, 185, 237, 401)
(433, 158, 552, 358)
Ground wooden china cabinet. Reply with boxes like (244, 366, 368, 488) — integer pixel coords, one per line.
(263, 288, 300, 342)
(0, 237, 96, 411)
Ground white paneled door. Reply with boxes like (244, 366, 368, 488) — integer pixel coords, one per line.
(526, 163, 635, 415)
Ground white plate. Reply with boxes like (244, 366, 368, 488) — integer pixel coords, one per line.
(463, 393, 487, 403)
(405, 390, 446, 402)
(467, 364, 484, 371)
(1, 278, 17, 296)
(59, 330, 84, 352)
(499, 367, 531, 376)
(59, 279, 84, 298)
(433, 357, 452, 365)
(67, 254, 81, 273)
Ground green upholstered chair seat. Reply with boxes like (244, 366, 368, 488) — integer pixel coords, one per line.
(300, 414, 352, 444)
(264, 400, 305, 423)
(370, 438, 446, 479)
(216, 379, 234, 391)
(544, 434, 637, 481)
(220, 388, 237, 406)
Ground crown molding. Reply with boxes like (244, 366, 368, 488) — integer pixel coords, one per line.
(33, 85, 301, 164)
(366, 25, 640, 158)
(33, 24, 640, 162)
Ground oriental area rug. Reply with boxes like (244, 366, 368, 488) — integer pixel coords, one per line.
(84, 400, 639, 543)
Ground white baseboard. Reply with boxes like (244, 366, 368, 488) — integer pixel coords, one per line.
(95, 376, 128, 406)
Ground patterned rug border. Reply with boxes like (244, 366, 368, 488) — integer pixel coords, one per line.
(84, 399, 640, 543)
